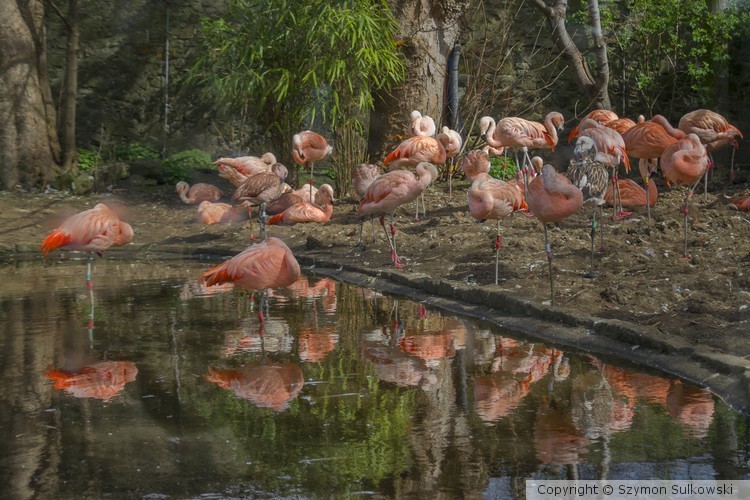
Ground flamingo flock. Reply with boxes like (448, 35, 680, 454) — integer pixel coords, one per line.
(40, 107, 743, 307)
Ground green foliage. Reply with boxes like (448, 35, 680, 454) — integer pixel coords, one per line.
(162, 149, 214, 183)
(190, 0, 405, 155)
(489, 156, 517, 181)
(76, 148, 102, 172)
(596, 0, 747, 113)
(115, 142, 160, 161)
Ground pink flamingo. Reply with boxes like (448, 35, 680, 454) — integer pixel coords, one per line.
(410, 110, 436, 137)
(525, 164, 583, 305)
(729, 196, 750, 211)
(292, 130, 332, 201)
(468, 168, 528, 284)
(40, 203, 134, 287)
(352, 163, 383, 246)
(479, 112, 563, 191)
(622, 115, 684, 219)
(679, 109, 743, 195)
(384, 135, 448, 219)
(604, 178, 658, 210)
(567, 109, 619, 141)
(214, 152, 277, 177)
(201, 237, 301, 323)
(175, 181, 223, 204)
(197, 201, 245, 225)
(439, 126, 463, 196)
(267, 184, 335, 226)
(358, 162, 434, 268)
(660, 133, 708, 258)
(461, 149, 491, 181)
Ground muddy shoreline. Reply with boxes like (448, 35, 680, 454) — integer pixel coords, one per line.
(1, 176, 749, 412)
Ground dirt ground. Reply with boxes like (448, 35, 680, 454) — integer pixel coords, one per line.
(2, 161, 749, 360)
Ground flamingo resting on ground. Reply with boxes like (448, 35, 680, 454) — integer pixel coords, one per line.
(40, 203, 134, 288)
(175, 181, 224, 204)
(197, 201, 244, 225)
(292, 130, 332, 201)
(660, 133, 708, 258)
(567, 136, 610, 276)
(358, 162, 434, 268)
(525, 165, 583, 305)
(352, 163, 383, 246)
(467, 164, 528, 284)
(267, 184, 335, 226)
(604, 178, 658, 210)
(201, 237, 301, 323)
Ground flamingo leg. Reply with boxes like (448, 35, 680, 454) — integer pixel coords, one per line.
(703, 154, 712, 201)
(389, 214, 405, 268)
(370, 216, 376, 243)
(259, 202, 268, 240)
(730, 145, 737, 182)
(495, 220, 502, 285)
(644, 175, 652, 223)
(308, 161, 314, 202)
(246, 204, 259, 241)
(682, 178, 703, 259)
(599, 205, 606, 251)
(585, 204, 598, 278)
(543, 224, 554, 306)
(86, 253, 95, 345)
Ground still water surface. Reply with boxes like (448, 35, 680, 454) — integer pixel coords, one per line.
(0, 258, 748, 498)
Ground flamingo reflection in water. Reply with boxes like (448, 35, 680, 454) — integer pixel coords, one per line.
(205, 363, 304, 412)
(46, 361, 138, 401)
(299, 325, 339, 363)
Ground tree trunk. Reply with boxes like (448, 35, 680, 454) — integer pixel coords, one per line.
(0, 0, 61, 190)
(532, 0, 611, 110)
(367, 0, 470, 162)
(61, 0, 80, 174)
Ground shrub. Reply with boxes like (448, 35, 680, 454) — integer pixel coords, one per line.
(115, 142, 160, 161)
(162, 149, 214, 183)
(489, 156, 517, 181)
(77, 148, 102, 172)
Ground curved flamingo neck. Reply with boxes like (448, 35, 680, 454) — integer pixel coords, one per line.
(652, 115, 685, 139)
(483, 118, 503, 148)
(415, 163, 434, 191)
(178, 188, 190, 203)
(544, 113, 561, 146)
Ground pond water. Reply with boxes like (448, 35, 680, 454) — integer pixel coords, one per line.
(1, 258, 748, 498)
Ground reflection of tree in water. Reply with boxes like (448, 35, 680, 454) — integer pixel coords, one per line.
(205, 363, 304, 412)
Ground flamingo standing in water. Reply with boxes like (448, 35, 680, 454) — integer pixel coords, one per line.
(622, 115, 685, 220)
(567, 136, 610, 276)
(467, 152, 528, 284)
(352, 163, 382, 246)
(479, 112, 563, 193)
(267, 184, 335, 226)
(358, 162, 434, 268)
(40, 203, 134, 292)
(678, 109, 743, 195)
(660, 133, 708, 258)
(175, 181, 224, 204)
(201, 237, 301, 323)
(525, 165, 583, 306)
(292, 130, 332, 201)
